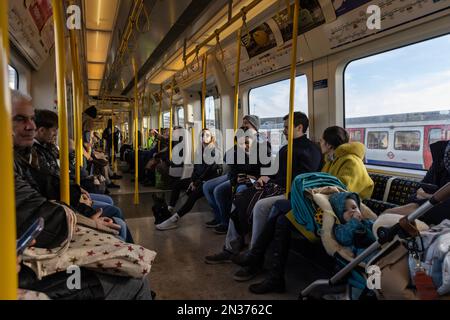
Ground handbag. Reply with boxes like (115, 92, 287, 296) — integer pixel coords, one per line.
(23, 204, 157, 280)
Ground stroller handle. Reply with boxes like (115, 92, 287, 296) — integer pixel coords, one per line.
(429, 182, 450, 205)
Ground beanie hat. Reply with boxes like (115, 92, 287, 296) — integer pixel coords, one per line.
(84, 106, 97, 119)
(329, 192, 361, 223)
(243, 115, 260, 131)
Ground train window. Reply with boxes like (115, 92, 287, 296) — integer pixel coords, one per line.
(429, 128, 443, 145)
(8, 64, 18, 90)
(177, 107, 185, 127)
(367, 131, 388, 149)
(162, 111, 170, 128)
(345, 34, 450, 170)
(394, 131, 421, 151)
(205, 96, 218, 131)
(249, 75, 308, 154)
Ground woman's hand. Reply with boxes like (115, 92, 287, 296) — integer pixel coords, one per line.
(91, 209, 121, 232)
(255, 176, 270, 189)
(416, 188, 433, 200)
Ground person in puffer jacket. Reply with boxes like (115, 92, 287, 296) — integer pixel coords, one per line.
(329, 192, 376, 258)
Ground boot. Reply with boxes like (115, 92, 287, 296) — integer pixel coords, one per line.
(249, 219, 291, 294)
(232, 216, 277, 268)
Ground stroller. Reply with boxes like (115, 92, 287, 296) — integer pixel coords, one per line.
(299, 182, 450, 300)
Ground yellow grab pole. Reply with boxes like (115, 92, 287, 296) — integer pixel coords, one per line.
(201, 54, 207, 128)
(132, 57, 139, 204)
(52, 0, 70, 204)
(69, 30, 81, 184)
(169, 78, 175, 161)
(191, 127, 195, 163)
(77, 85, 83, 179)
(233, 27, 242, 132)
(0, 0, 18, 300)
(286, 0, 299, 197)
(158, 85, 162, 151)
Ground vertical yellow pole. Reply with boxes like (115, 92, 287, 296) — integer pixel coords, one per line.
(52, 0, 70, 204)
(158, 85, 162, 152)
(132, 57, 139, 204)
(69, 30, 81, 184)
(78, 85, 83, 179)
(233, 27, 242, 132)
(286, 0, 299, 197)
(169, 78, 175, 161)
(0, 0, 18, 300)
(201, 54, 207, 128)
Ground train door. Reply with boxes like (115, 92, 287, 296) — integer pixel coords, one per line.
(364, 129, 391, 166)
(392, 127, 424, 170)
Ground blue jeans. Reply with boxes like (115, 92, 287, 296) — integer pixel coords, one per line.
(203, 175, 230, 226)
(90, 193, 133, 243)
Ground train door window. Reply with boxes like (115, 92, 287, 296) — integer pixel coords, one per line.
(205, 96, 217, 131)
(177, 107, 185, 127)
(429, 128, 443, 145)
(367, 131, 388, 149)
(8, 65, 18, 90)
(394, 131, 421, 151)
(248, 75, 308, 154)
(163, 111, 170, 128)
(344, 34, 450, 170)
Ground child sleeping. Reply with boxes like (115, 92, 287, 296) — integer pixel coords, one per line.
(329, 192, 376, 257)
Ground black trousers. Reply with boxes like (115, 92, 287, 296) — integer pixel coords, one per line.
(169, 178, 204, 217)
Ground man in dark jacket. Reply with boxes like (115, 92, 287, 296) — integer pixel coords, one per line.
(11, 90, 152, 300)
(204, 112, 322, 268)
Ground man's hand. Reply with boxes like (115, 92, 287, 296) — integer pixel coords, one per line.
(188, 182, 196, 191)
(416, 188, 432, 200)
(255, 176, 270, 189)
(80, 188, 91, 199)
(91, 209, 121, 232)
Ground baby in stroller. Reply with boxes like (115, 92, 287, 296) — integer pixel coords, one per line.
(329, 192, 376, 259)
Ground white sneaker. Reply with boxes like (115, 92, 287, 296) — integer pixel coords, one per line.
(168, 206, 175, 213)
(156, 213, 180, 230)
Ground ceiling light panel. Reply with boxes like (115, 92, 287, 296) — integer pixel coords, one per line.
(86, 31, 111, 63)
(84, 0, 119, 31)
(88, 63, 106, 80)
(88, 79, 102, 90)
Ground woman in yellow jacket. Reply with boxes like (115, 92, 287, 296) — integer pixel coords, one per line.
(320, 126, 374, 199)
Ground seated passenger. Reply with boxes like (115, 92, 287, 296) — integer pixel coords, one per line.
(202, 115, 271, 233)
(382, 140, 450, 226)
(155, 128, 221, 230)
(33, 109, 133, 243)
(232, 125, 374, 294)
(11, 90, 152, 299)
(205, 112, 322, 266)
(329, 192, 376, 258)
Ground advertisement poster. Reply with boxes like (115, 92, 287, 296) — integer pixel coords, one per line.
(28, 0, 53, 32)
(332, 0, 373, 17)
(241, 22, 278, 59)
(273, 0, 325, 42)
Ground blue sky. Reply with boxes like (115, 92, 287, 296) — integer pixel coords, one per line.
(345, 34, 450, 118)
(248, 34, 450, 119)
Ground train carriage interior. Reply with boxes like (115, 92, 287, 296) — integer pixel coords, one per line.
(1, 0, 450, 301)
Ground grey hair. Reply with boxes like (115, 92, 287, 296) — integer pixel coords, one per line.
(10, 89, 32, 107)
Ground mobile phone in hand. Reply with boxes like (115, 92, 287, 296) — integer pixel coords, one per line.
(17, 218, 44, 255)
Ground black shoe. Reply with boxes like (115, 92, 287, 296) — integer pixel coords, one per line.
(233, 266, 259, 282)
(214, 225, 228, 234)
(205, 219, 221, 228)
(232, 251, 259, 267)
(249, 278, 285, 294)
(204, 251, 233, 264)
(107, 182, 120, 189)
(111, 174, 123, 180)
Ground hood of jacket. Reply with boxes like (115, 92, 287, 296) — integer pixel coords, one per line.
(335, 142, 365, 160)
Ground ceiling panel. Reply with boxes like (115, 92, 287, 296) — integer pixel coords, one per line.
(84, 0, 120, 31)
(86, 30, 111, 63)
(88, 79, 102, 90)
(89, 89, 100, 96)
(88, 63, 106, 80)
